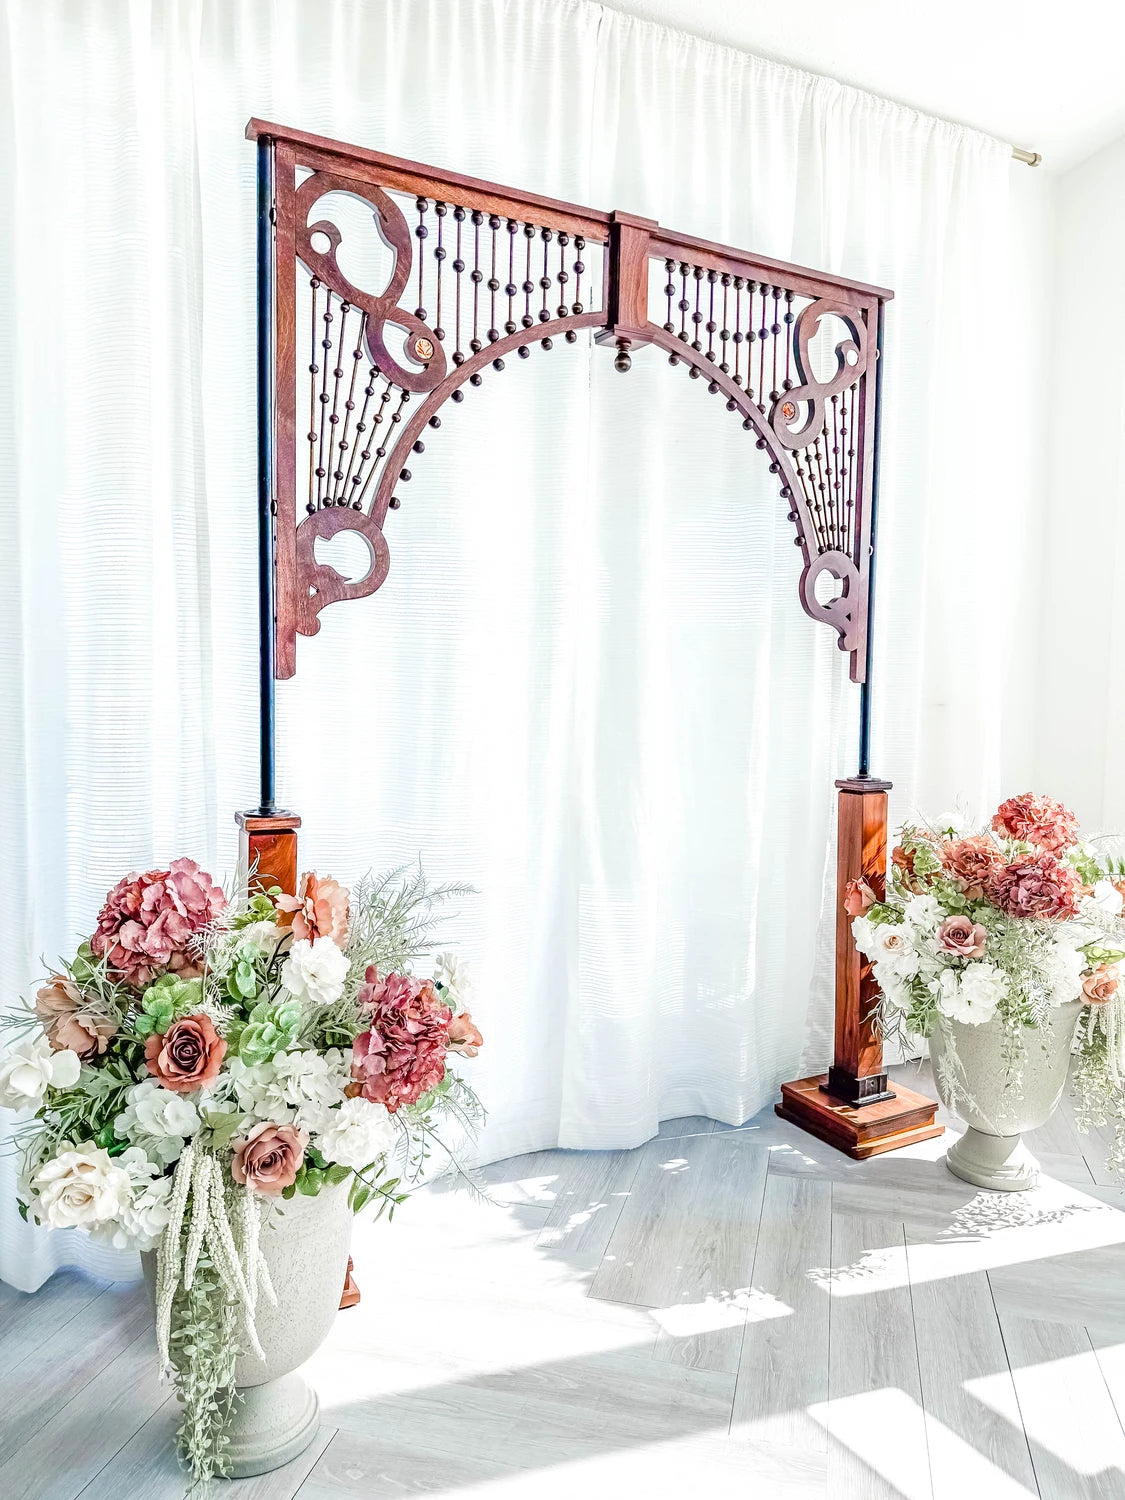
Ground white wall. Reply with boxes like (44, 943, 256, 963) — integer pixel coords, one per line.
(1039, 137, 1125, 833)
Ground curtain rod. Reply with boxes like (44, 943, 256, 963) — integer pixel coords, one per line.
(1012, 145, 1042, 166)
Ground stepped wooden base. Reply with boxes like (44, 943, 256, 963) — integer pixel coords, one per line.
(776, 1075, 943, 1160)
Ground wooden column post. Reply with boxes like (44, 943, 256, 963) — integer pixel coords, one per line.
(235, 810, 302, 896)
(776, 778, 943, 1158)
(235, 807, 363, 1308)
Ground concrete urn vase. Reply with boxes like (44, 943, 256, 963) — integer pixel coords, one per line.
(930, 999, 1083, 1192)
(144, 1180, 353, 1477)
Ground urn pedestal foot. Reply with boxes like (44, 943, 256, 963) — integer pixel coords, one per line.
(945, 1126, 1039, 1193)
(226, 1371, 320, 1478)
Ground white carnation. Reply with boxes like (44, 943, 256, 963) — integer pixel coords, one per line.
(115, 1080, 202, 1167)
(88, 1147, 172, 1252)
(433, 951, 473, 1011)
(0, 1033, 81, 1113)
(934, 961, 1008, 1025)
(1041, 939, 1085, 1007)
(280, 937, 349, 1006)
(851, 916, 876, 959)
(30, 1143, 132, 1230)
(1090, 881, 1125, 919)
(314, 1096, 397, 1170)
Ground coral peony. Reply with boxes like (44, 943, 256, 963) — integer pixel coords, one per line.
(991, 794, 1079, 855)
(1083, 964, 1120, 1005)
(987, 852, 1082, 921)
(276, 872, 350, 946)
(231, 1121, 307, 1194)
(447, 1010, 484, 1058)
(35, 976, 116, 1058)
(352, 970, 452, 1112)
(937, 915, 988, 959)
(91, 859, 225, 987)
(144, 1013, 226, 1093)
(940, 835, 1004, 899)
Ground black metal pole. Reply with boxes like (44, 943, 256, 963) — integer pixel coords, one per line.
(256, 137, 277, 815)
(857, 301, 885, 779)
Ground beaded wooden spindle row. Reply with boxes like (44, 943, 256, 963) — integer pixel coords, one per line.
(302, 199, 604, 516)
(661, 260, 859, 560)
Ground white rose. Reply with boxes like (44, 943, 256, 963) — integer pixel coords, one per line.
(868, 924, 919, 981)
(88, 1146, 172, 1252)
(314, 1096, 398, 1171)
(30, 1144, 132, 1230)
(0, 1033, 81, 1112)
(239, 920, 285, 953)
(1041, 939, 1085, 1007)
(115, 1080, 202, 1167)
(281, 937, 350, 1007)
(934, 961, 1007, 1025)
(1090, 881, 1125, 919)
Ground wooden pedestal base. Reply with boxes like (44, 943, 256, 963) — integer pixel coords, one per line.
(776, 1075, 943, 1160)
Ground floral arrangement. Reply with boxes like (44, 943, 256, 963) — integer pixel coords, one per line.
(0, 859, 484, 1482)
(849, 792, 1125, 1169)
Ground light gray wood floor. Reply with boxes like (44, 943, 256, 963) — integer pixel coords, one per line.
(5, 1061, 1125, 1499)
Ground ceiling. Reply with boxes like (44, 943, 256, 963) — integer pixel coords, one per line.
(601, 0, 1125, 173)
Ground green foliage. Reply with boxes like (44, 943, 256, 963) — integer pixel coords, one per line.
(168, 1245, 239, 1484)
(232, 996, 304, 1065)
(135, 974, 204, 1039)
(228, 889, 281, 930)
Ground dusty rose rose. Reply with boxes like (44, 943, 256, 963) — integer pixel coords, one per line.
(352, 970, 452, 1113)
(1082, 964, 1120, 1005)
(231, 1121, 308, 1194)
(986, 852, 1082, 921)
(35, 977, 116, 1059)
(276, 872, 350, 947)
(90, 859, 225, 987)
(843, 878, 879, 917)
(940, 835, 1005, 899)
(937, 915, 988, 959)
(447, 1010, 484, 1058)
(991, 794, 1079, 855)
(144, 1012, 226, 1093)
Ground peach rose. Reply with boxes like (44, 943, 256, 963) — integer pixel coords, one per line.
(1082, 964, 1120, 1006)
(144, 1013, 226, 1093)
(937, 915, 988, 959)
(276, 873, 350, 946)
(231, 1121, 308, 1194)
(35, 977, 116, 1059)
(843, 878, 879, 918)
(447, 1011, 484, 1058)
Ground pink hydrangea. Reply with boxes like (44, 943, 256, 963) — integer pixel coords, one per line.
(351, 969, 452, 1113)
(987, 851, 1082, 921)
(991, 794, 1079, 855)
(90, 858, 226, 987)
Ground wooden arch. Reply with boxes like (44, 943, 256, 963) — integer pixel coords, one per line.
(244, 119, 941, 1160)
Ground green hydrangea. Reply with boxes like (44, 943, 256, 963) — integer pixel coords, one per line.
(226, 947, 264, 1005)
(135, 974, 204, 1038)
(234, 996, 304, 1065)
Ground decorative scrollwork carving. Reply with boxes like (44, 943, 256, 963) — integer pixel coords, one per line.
(770, 299, 866, 451)
(294, 171, 446, 393)
(294, 506, 390, 638)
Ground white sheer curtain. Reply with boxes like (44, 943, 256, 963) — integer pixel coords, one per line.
(0, 0, 1045, 1291)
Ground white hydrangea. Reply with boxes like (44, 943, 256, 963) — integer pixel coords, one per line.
(227, 1048, 350, 1133)
(433, 951, 473, 1011)
(88, 1147, 172, 1252)
(1089, 881, 1125, 919)
(314, 1096, 398, 1170)
(875, 967, 913, 1014)
(0, 1033, 81, 1113)
(115, 1080, 202, 1168)
(280, 937, 350, 1006)
(1041, 938, 1086, 1007)
(903, 894, 944, 939)
(933, 961, 1008, 1025)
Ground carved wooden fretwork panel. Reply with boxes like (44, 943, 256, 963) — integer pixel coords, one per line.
(250, 121, 890, 683)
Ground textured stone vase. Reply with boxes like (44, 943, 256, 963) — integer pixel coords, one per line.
(930, 999, 1083, 1191)
(144, 1180, 353, 1477)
